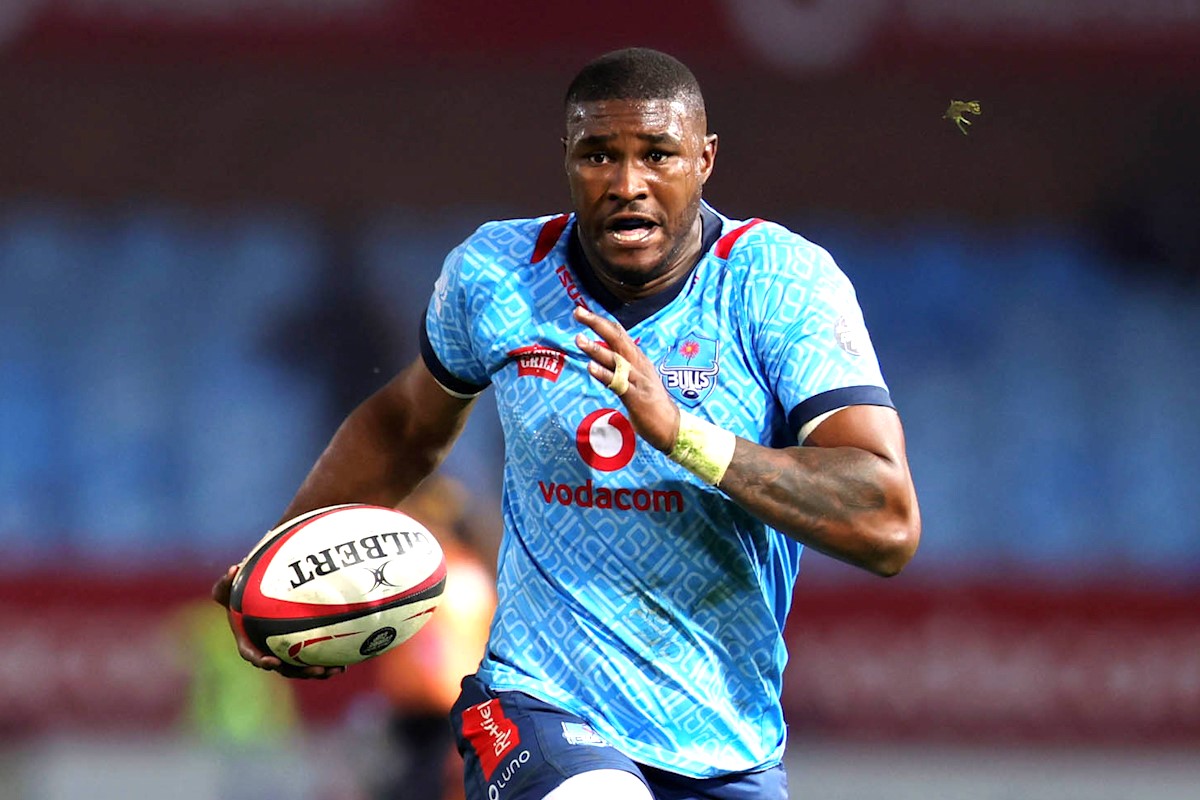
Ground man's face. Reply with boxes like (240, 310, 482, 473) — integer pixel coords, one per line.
(564, 97, 717, 286)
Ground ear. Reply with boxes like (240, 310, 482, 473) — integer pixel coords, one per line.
(700, 133, 718, 185)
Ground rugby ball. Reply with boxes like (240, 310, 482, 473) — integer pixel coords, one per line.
(229, 504, 446, 667)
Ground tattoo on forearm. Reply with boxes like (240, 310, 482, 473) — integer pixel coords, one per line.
(726, 446, 887, 534)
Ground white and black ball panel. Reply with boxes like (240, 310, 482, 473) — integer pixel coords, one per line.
(262, 596, 441, 666)
(229, 504, 446, 667)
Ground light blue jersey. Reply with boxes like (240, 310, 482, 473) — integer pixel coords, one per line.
(421, 204, 892, 777)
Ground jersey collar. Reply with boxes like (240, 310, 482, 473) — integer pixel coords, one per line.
(566, 205, 723, 330)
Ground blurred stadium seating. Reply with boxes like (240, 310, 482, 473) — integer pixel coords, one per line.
(2, 204, 1197, 575)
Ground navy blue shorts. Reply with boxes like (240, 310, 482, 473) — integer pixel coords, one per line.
(450, 675, 788, 800)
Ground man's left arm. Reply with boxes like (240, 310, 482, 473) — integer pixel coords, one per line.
(719, 403, 919, 576)
(574, 306, 920, 577)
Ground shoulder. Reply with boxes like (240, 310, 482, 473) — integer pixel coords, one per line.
(712, 215, 850, 304)
(440, 213, 571, 301)
(459, 213, 571, 268)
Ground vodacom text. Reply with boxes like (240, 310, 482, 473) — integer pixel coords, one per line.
(538, 479, 684, 513)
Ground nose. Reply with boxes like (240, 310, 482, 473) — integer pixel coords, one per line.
(608, 158, 649, 202)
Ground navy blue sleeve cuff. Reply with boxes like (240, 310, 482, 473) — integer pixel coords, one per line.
(419, 310, 490, 397)
(786, 385, 894, 442)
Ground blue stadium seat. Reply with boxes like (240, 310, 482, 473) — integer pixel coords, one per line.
(2, 204, 1197, 578)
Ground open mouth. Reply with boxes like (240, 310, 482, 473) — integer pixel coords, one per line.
(605, 217, 658, 245)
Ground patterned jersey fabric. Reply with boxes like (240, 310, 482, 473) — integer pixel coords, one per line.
(421, 203, 893, 777)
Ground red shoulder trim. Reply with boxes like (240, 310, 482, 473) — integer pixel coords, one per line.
(531, 214, 570, 263)
(714, 218, 764, 260)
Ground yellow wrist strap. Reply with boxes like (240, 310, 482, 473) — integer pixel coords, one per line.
(668, 410, 736, 486)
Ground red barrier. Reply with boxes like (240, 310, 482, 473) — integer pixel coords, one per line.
(783, 579, 1200, 744)
(2, 569, 1196, 743)
(0, 568, 377, 737)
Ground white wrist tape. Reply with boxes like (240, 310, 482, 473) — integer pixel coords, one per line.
(667, 410, 736, 486)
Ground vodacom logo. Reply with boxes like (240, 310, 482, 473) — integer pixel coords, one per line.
(575, 408, 636, 472)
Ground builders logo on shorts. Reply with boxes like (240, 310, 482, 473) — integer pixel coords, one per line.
(561, 721, 609, 747)
(461, 698, 520, 780)
(659, 334, 719, 406)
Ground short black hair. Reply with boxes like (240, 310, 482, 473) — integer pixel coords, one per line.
(564, 47, 704, 113)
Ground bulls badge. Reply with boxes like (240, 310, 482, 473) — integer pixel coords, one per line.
(659, 334, 719, 407)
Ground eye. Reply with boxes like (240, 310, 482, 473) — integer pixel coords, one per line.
(585, 152, 610, 165)
(647, 150, 671, 163)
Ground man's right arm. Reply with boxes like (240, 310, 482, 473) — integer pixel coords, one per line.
(278, 356, 477, 523)
(212, 356, 477, 677)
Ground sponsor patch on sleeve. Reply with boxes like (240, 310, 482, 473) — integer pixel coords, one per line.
(834, 314, 867, 356)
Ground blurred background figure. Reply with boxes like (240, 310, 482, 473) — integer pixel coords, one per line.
(371, 476, 497, 800)
(262, 218, 402, 431)
(0, 2, 1198, 799)
(172, 600, 303, 800)
(175, 600, 300, 747)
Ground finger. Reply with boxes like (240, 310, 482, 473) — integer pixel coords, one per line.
(573, 306, 626, 351)
(215, 564, 343, 679)
(211, 564, 237, 606)
(242, 645, 281, 670)
(242, 647, 342, 679)
(607, 353, 630, 396)
(578, 337, 628, 396)
(574, 332, 619, 369)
